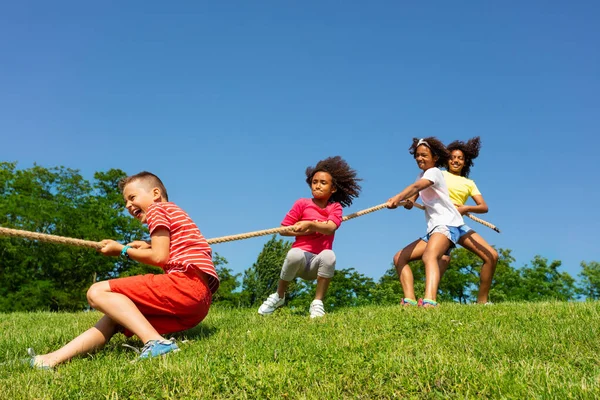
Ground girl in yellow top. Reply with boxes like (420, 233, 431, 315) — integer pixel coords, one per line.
(440, 137, 497, 304)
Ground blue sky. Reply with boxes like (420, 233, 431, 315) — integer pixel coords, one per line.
(1, 1, 598, 284)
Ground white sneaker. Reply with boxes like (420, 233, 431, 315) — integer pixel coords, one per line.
(309, 300, 325, 318)
(258, 293, 285, 315)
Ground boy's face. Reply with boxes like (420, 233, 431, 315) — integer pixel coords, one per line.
(122, 180, 161, 223)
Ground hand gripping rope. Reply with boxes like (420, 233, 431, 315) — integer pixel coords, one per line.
(0, 202, 499, 249)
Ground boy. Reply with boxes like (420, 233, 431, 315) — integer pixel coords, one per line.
(29, 172, 219, 369)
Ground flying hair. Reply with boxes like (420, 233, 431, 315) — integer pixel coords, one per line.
(305, 156, 362, 208)
(409, 137, 449, 168)
(447, 136, 481, 178)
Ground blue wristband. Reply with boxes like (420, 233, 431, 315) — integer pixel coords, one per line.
(121, 245, 131, 258)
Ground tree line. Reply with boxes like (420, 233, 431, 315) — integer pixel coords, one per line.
(0, 163, 598, 312)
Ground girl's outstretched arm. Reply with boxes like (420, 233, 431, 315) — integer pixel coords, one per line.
(387, 178, 433, 208)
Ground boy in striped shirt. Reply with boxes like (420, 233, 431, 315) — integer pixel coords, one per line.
(29, 172, 219, 369)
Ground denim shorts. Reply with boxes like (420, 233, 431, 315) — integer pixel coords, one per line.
(420, 224, 473, 255)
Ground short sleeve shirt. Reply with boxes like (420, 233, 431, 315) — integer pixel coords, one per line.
(418, 168, 464, 232)
(442, 170, 481, 206)
(146, 202, 219, 294)
(281, 198, 343, 254)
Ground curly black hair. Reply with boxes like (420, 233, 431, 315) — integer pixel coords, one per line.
(408, 137, 449, 168)
(446, 137, 481, 178)
(305, 156, 361, 208)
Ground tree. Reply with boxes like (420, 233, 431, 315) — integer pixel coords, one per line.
(212, 253, 243, 307)
(369, 261, 426, 305)
(486, 248, 523, 302)
(438, 248, 480, 303)
(240, 236, 293, 306)
(578, 261, 600, 300)
(288, 268, 376, 310)
(0, 163, 146, 311)
(518, 256, 577, 301)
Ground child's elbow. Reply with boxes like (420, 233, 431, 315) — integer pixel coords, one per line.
(154, 254, 170, 267)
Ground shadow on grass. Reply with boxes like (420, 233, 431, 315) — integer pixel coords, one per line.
(172, 323, 218, 342)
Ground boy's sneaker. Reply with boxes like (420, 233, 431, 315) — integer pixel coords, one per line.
(309, 299, 325, 318)
(139, 339, 179, 360)
(25, 348, 52, 371)
(258, 293, 285, 315)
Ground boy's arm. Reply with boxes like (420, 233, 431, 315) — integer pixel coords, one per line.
(387, 178, 432, 208)
(99, 227, 171, 267)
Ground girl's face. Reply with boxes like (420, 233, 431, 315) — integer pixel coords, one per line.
(311, 171, 337, 200)
(448, 149, 465, 175)
(414, 144, 438, 171)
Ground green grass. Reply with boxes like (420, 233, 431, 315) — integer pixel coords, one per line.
(1, 302, 599, 399)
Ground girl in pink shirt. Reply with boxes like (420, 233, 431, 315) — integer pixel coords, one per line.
(258, 156, 361, 318)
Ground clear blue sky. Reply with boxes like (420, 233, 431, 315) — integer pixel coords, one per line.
(1, 1, 598, 283)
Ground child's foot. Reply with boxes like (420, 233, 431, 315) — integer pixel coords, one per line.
(309, 299, 325, 318)
(26, 348, 53, 370)
(258, 293, 285, 315)
(418, 298, 438, 308)
(139, 339, 179, 360)
(401, 298, 418, 307)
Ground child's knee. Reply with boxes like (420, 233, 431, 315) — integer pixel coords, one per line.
(86, 282, 109, 309)
(280, 248, 306, 281)
(317, 250, 336, 278)
(393, 250, 407, 268)
(490, 248, 499, 264)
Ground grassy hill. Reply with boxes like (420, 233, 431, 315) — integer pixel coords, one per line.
(1, 302, 599, 399)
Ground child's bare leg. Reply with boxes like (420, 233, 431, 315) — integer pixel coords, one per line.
(459, 232, 498, 303)
(438, 254, 451, 277)
(86, 281, 163, 343)
(421, 234, 451, 302)
(314, 276, 331, 301)
(277, 279, 290, 298)
(393, 239, 427, 301)
(35, 315, 118, 368)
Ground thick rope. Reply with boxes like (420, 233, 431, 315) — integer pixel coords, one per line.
(0, 203, 391, 248)
(410, 203, 500, 233)
(0, 226, 103, 249)
(207, 203, 389, 244)
(0, 200, 498, 249)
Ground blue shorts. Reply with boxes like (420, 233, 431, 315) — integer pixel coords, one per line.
(420, 224, 473, 255)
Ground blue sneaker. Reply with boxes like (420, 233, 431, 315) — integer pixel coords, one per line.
(26, 348, 53, 370)
(139, 339, 179, 360)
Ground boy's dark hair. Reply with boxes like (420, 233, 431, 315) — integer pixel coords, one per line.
(305, 156, 361, 208)
(446, 136, 481, 178)
(409, 137, 449, 168)
(118, 171, 169, 201)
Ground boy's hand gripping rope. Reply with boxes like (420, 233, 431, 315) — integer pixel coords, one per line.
(0, 201, 498, 249)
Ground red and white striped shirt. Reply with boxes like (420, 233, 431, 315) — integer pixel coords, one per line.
(146, 202, 219, 294)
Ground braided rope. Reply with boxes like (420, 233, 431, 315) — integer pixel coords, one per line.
(0, 200, 499, 250)
(0, 226, 103, 249)
(410, 203, 500, 233)
(206, 203, 389, 244)
(0, 203, 391, 248)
